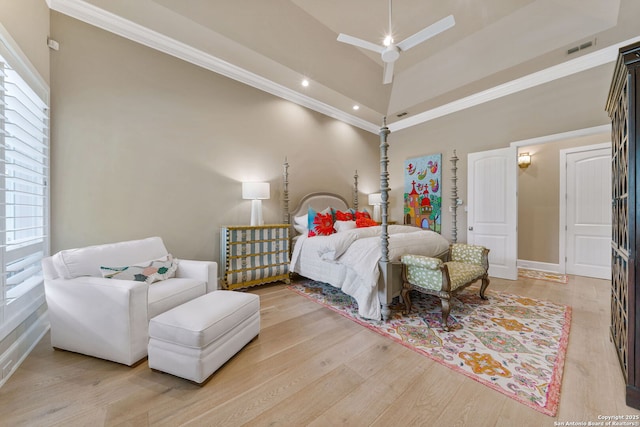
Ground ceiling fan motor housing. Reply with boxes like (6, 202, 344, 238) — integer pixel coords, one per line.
(381, 45, 400, 63)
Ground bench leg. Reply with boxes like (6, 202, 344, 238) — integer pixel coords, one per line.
(440, 297, 451, 331)
(480, 274, 490, 300)
(401, 286, 412, 314)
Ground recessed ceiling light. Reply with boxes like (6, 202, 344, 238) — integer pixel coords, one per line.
(301, 79, 309, 87)
(353, 105, 360, 110)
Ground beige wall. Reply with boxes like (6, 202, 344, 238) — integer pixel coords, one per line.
(49, 8, 618, 267)
(0, 0, 50, 84)
(49, 12, 379, 262)
(517, 133, 610, 264)
(388, 63, 614, 263)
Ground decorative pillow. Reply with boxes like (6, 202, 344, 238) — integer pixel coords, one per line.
(308, 207, 335, 237)
(335, 210, 354, 221)
(356, 217, 378, 228)
(334, 220, 356, 233)
(293, 214, 308, 235)
(100, 254, 178, 284)
(355, 210, 371, 220)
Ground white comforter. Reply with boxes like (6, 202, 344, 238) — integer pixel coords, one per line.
(290, 225, 449, 320)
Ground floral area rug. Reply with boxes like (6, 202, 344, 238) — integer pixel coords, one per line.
(288, 280, 571, 416)
(518, 268, 569, 284)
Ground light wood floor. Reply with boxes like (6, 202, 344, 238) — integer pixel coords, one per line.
(1, 274, 639, 426)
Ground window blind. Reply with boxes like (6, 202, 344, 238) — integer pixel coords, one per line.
(0, 56, 49, 310)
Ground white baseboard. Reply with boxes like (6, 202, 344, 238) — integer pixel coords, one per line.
(517, 260, 562, 274)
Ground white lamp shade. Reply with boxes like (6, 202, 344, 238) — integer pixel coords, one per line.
(242, 182, 270, 200)
(368, 193, 382, 205)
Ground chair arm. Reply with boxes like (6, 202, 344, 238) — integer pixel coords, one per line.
(175, 259, 219, 293)
(401, 255, 445, 292)
(44, 276, 149, 366)
(450, 243, 489, 268)
(401, 254, 443, 270)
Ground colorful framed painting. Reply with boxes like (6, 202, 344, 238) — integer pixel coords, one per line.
(404, 153, 442, 232)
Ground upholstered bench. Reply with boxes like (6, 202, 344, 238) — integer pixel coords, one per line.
(401, 243, 490, 331)
(148, 290, 260, 384)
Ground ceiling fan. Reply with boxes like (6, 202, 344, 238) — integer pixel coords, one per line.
(337, 0, 455, 84)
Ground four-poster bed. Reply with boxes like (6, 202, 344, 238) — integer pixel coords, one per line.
(283, 120, 456, 321)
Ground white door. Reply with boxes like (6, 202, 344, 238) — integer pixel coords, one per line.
(468, 147, 518, 280)
(563, 146, 611, 279)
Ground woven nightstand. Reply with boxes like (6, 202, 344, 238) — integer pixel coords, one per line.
(220, 224, 290, 290)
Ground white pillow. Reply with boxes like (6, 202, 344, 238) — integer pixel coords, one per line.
(334, 220, 356, 233)
(294, 214, 308, 227)
(293, 213, 308, 234)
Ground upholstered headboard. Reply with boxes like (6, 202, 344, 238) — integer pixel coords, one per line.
(291, 192, 349, 219)
(289, 192, 350, 236)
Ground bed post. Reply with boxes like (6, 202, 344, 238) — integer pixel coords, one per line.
(353, 170, 359, 210)
(450, 150, 458, 243)
(379, 118, 391, 321)
(283, 157, 290, 224)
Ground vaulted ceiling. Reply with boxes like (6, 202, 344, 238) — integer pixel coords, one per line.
(47, 0, 640, 133)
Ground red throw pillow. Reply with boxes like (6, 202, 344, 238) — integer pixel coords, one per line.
(355, 210, 371, 220)
(335, 210, 354, 221)
(356, 217, 378, 228)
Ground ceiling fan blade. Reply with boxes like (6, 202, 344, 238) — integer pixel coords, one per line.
(396, 14, 455, 52)
(337, 33, 385, 54)
(383, 61, 394, 84)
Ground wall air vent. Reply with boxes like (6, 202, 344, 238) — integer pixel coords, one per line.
(580, 41, 593, 50)
(567, 39, 595, 55)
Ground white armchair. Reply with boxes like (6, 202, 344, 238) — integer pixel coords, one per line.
(42, 237, 218, 366)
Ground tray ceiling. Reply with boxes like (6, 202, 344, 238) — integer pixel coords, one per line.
(48, 0, 637, 133)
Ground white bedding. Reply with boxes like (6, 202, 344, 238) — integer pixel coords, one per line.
(290, 225, 449, 320)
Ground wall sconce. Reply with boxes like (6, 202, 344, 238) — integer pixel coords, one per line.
(518, 152, 531, 169)
(368, 192, 382, 222)
(242, 182, 270, 226)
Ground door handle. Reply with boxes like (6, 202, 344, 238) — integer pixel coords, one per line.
(468, 226, 473, 231)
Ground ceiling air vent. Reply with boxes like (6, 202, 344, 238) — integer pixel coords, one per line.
(567, 39, 595, 55)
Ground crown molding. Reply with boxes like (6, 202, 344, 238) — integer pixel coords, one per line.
(47, 0, 380, 134)
(510, 124, 611, 147)
(388, 35, 640, 133)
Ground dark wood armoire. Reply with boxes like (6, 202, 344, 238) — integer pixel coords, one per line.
(606, 40, 640, 410)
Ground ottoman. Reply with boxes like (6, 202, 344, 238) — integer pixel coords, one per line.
(148, 290, 260, 384)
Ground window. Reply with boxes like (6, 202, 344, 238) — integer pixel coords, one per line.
(0, 28, 49, 337)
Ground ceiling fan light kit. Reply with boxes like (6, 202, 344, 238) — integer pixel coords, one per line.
(337, 0, 455, 84)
